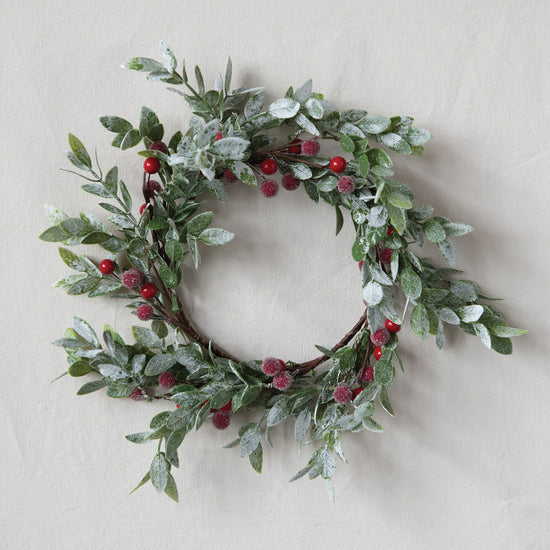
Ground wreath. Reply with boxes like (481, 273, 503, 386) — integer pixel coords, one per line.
(40, 42, 526, 502)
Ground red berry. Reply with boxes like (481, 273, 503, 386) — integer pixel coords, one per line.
(219, 400, 232, 413)
(130, 389, 146, 401)
(261, 158, 278, 175)
(136, 303, 154, 321)
(337, 175, 355, 194)
(139, 203, 148, 215)
(288, 139, 302, 154)
(387, 226, 394, 235)
(223, 169, 238, 183)
(143, 157, 161, 174)
(121, 268, 144, 289)
(358, 260, 364, 271)
(140, 283, 157, 299)
(158, 371, 176, 390)
(353, 387, 363, 398)
(278, 359, 287, 371)
(146, 180, 162, 196)
(362, 365, 375, 383)
(330, 156, 347, 173)
(261, 357, 284, 377)
(302, 139, 320, 157)
(260, 179, 279, 198)
(379, 247, 393, 264)
(385, 318, 401, 333)
(333, 384, 353, 404)
(149, 141, 169, 154)
(370, 327, 391, 346)
(281, 173, 300, 191)
(273, 371, 293, 391)
(373, 347, 383, 361)
(212, 411, 230, 430)
(214, 131, 223, 142)
(99, 259, 115, 275)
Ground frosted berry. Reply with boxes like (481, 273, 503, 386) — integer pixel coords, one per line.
(353, 387, 363, 398)
(99, 259, 115, 275)
(136, 303, 154, 321)
(362, 365, 375, 383)
(333, 384, 353, 404)
(260, 179, 279, 198)
(223, 169, 238, 183)
(302, 139, 320, 157)
(261, 357, 284, 377)
(288, 139, 302, 154)
(385, 318, 401, 333)
(273, 371, 293, 391)
(158, 371, 176, 390)
(373, 346, 383, 361)
(261, 158, 278, 175)
(370, 327, 391, 346)
(219, 400, 232, 413)
(149, 141, 169, 154)
(146, 180, 162, 196)
(281, 173, 300, 191)
(143, 157, 161, 174)
(214, 131, 223, 142)
(130, 389, 146, 401)
(338, 175, 355, 194)
(212, 411, 230, 430)
(121, 268, 143, 289)
(358, 260, 364, 271)
(140, 282, 157, 299)
(379, 247, 393, 264)
(139, 203, 149, 215)
(330, 156, 347, 173)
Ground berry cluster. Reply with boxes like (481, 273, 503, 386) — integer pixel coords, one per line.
(261, 357, 293, 391)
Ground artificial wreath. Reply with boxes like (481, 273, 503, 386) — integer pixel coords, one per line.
(40, 42, 526, 502)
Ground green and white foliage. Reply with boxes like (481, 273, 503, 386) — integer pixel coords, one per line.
(41, 43, 526, 502)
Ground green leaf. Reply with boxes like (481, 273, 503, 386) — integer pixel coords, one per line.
(443, 222, 473, 237)
(68, 361, 92, 377)
(226, 160, 256, 186)
(423, 220, 446, 243)
(99, 116, 133, 134)
(165, 239, 184, 262)
(186, 212, 213, 236)
(133, 326, 162, 349)
(294, 408, 311, 442)
(387, 203, 406, 235)
(374, 360, 395, 385)
(318, 447, 335, 479)
(73, 317, 99, 346)
(490, 335, 513, 355)
(359, 114, 391, 134)
(210, 137, 249, 160)
(305, 98, 324, 119)
(139, 106, 162, 140)
(76, 379, 107, 395)
(81, 184, 112, 198)
(411, 304, 429, 340)
(239, 425, 261, 457)
(379, 386, 394, 416)
(174, 344, 210, 372)
(39, 226, 68, 242)
(473, 323, 492, 349)
(438, 239, 456, 266)
(380, 132, 412, 155)
(295, 113, 319, 136)
(145, 354, 177, 376)
(358, 154, 370, 177)
(150, 453, 169, 492)
(248, 443, 263, 474)
(120, 129, 142, 150)
(244, 91, 265, 119)
(367, 148, 392, 168)
(457, 305, 484, 323)
(267, 397, 291, 427)
(197, 228, 234, 246)
(268, 98, 300, 119)
(437, 307, 461, 325)
(67, 276, 100, 295)
(406, 126, 432, 146)
(103, 166, 118, 194)
(401, 267, 422, 300)
(363, 280, 384, 306)
(122, 57, 165, 72)
(68, 134, 91, 169)
(335, 205, 344, 236)
(340, 135, 355, 153)
(450, 280, 478, 302)
(289, 163, 312, 180)
(164, 473, 179, 502)
(490, 325, 527, 338)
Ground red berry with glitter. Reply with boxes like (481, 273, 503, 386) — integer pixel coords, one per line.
(260, 179, 279, 198)
(281, 173, 300, 191)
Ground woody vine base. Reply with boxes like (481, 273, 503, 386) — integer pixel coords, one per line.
(40, 42, 526, 502)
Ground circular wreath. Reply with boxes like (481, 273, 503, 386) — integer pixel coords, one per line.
(40, 42, 526, 502)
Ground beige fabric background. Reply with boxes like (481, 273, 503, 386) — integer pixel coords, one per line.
(1, 1, 549, 548)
